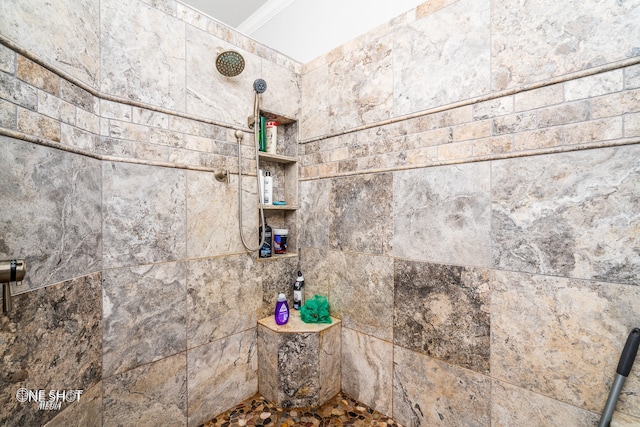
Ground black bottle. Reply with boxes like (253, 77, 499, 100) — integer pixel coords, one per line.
(259, 220, 272, 258)
(293, 270, 304, 310)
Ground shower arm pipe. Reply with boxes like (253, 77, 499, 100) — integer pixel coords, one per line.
(236, 91, 266, 252)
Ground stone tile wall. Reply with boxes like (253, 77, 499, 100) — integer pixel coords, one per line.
(0, 0, 301, 425)
(299, 1, 640, 426)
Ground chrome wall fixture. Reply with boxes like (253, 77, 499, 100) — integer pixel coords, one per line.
(1, 259, 26, 313)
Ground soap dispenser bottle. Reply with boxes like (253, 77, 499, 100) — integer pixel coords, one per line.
(293, 270, 304, 310)
(274, 293, 289, 325)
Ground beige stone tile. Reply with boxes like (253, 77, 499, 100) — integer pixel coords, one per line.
(38, 91, 75, 124)
(0, 98, 16, 129)
(17, 56, 59, 95)
(102, 0, 186, 110)
(513, 127, 562, 151)
(108, 120, 149, 141)
(625, 112, 640, 137)
(102, 262, 187, 377)
(563, 117, 623, 145)
(342, 328, 393, 416)
(592, 89, 640, 119)
(492, 111, 537, 135)
(187, 330, 257, 426)
(491, 380, 599, 426)
(612, 411, 640, 427)
(17, 107, 60, 141)
(0, 43, 15, 74)
(393, 346, 491, 426)
(393, 162, 492, 267)
(186, 255, 261, 347)
(491, 0, 638, 90)
(0, 72, 38, 111)
(452, 119, 492, 141)
(60, 124, 97, 151)
(59, 80, 94, 112)
(149, 127, 184, 148)
(473, 96, 514, 119)
(416, 0, 460, 18)
(565, 69, 625, 101)
(76, 108, 100, 134)
(515, 84, 564, 112)
(1, 0, 99, 86)
(472, 135, 512, 156)
(625, 64, 640, 89)
(394, 0, 490, 115)
(45, 382, 102, 427)
(492, 270, 640, 415)
(437, 140, 473, 160)
(538, 100, 590, 127)
(102, 161, 186, 268)
(103, 353, 187, 427)
(132, 107, 169, 129)
(100, 99, 131, 121)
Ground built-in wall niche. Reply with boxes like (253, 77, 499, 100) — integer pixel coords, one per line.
(258, 110, 298, 261)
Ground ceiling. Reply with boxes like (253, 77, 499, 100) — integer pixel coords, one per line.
(180, 0, 426, 63)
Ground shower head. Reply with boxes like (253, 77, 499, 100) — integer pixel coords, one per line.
(253, 79, 267, 94)
(216, 50, 245, 77)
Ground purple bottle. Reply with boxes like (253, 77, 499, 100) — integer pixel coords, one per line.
(274, 293, 289, 325)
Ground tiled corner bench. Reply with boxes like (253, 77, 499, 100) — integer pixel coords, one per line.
(257, 310, 341, 408)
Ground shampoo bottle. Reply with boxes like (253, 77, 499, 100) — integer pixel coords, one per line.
(263, 171, 273, 205)
(259, 220, 272, 258)
(275, 293, 289, 325)
(293, 270, 304, 310)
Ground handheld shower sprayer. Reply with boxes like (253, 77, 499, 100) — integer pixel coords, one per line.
(236, 79, 269, 252)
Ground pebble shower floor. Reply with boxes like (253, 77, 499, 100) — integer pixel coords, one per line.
(202, 392, 404, 427)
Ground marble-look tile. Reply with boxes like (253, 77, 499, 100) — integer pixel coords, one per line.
(0, 273, 102, 427)
(187, 255, 261, 348)
(393, 162, 491, 267)
(492, 270, 640, 416)
(0, 98, 16, 129)
(318, 322, 342, 406)
(187, 330, 257, 426)
(491, 380, 599, 427)
(187, 172, 257, 259)
(491, 0, 640, 90)
(261, 60, 301, 123)
(185, 26, 259, 127)
(45, 382, 102, 427)
(322, 251, 394, 341)
(492, 145, 640, 284)
(300, 64, 330, 140)
(393, 0, 491, 116)
(327, 34, 393, 132)
(394, 260, 490, 373)
(298, 247, 332, 298)
(329, 173, 393, 255)
(259, 255, 299, 319)
(0, 43, 15, 74)
(16, 56, 60, 95)
(0, 136, 101, 292)
(0, 72, 38, 111)
(102, 262, 186, 377)
(0, 0, 99, 87)
(102, 161, 186, 268)
(277, 332, 321, 408)
(102, 352, 187, 427)
(341, 328, 393, 416)
(17, 108, 60, 141)
(393, 345, 491, 427)
(299, 179, 332, 249)
(612, 412, 640, 427)
(101, 0, 186, 110)
(257, 324, 279, 403)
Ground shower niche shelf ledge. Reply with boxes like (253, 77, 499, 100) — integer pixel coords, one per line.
(258, 109, 299, 257)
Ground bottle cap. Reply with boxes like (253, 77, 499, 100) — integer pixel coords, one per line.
(277, 293, 286, 301)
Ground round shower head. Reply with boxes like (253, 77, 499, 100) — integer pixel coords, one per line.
(253, 79, 267, 94)
(216, 50, 245, 77)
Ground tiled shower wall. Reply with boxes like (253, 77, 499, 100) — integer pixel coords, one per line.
(0, 0, 300, 425)
(299, 0, 640, 426)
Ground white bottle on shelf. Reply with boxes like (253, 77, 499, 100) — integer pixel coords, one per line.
(263, 171, 273, 205)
